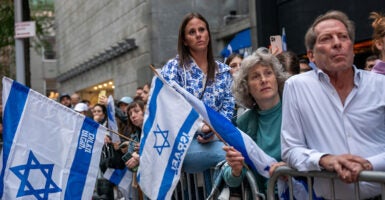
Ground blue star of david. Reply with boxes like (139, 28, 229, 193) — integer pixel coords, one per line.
(10, 151, 61, 200)
(153, 124, 170, 155)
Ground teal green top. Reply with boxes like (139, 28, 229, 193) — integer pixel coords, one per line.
(223, 101, 282, 195)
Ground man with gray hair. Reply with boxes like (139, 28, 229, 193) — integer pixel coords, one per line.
(281, 10, 385, 199)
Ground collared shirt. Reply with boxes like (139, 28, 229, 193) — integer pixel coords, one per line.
(281, 66, 385, 199)
(160, 55, 235, 120)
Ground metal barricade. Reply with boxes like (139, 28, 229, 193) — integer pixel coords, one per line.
(172, 168, 264, 200)
(267, 166, 385, 200)
(172, 172, 211, 200)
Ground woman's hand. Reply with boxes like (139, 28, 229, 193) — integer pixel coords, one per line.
(104, 135, 112, 144)
(269, 161, 286, 177)
(134, 143, 140, 152)
(119, 141, 129, 154)
(269, 45, 282, 55)
(112, 142, 120, 150)
(98, 95, 107, 105)
(223, 146, 244, 177)
(197, 123, 214, 143)
(125, 152, 140, 169)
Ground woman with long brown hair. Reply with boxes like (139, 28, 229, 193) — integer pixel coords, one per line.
(160, 12, 235, 174)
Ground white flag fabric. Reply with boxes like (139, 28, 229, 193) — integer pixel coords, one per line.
(106, 95, 120, 143)
(171, 81, 276, 178)
(137, 76, 200, 200)
(0, 77, 106, 200)
(103, 168, 132, 190)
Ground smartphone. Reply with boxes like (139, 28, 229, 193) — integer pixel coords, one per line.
(99, 90, 106, 98)
(270, 35, 283, 54)
(121, 151, 132, 162)
(121, 141, 135, 162)
(98, 90, 106, 103)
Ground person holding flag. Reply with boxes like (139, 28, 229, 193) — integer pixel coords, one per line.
(160, 12, 235, 197)
(160, 12, 235, 175)
(121, 100, 147, 199)
(92, 103, 117, 199)
(122, 100, 145, 172)
(222, 48, 289, 196)
(101, 95, 136, 199)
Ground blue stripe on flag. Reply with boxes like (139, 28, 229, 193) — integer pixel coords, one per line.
(157, 109, 199, 199)
(138, 77, 164, 184)
(0, 80, 29, 197)
(203, 104, 256, 169)
(109, 168, 128, 185)
(170, 80, 274, 176)
(64, 117, 99, 199)
(140, 77, 163, 156)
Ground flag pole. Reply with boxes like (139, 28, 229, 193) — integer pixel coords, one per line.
(149, 64, 160, 76)
(107, 128, 138, 144)
(208, 124, 250, 170)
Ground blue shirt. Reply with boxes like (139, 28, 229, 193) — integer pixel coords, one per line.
(161, 55, 235, 120)
(281, 66, 385, 199)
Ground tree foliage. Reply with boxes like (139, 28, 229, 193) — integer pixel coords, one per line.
(0, 0, 15, 48)
(0, 0, 55, 52)
(30, 0, 55, 56)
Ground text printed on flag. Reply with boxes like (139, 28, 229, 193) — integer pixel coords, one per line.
(78, 130, 95, 153)
(171, 132, 190, 173)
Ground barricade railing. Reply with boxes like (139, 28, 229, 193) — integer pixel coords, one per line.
(267, 166, 385, 200)
(172, 168, 264, 200)
(172, 171, 212, 200)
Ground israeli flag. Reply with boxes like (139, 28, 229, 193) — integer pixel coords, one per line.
(104, 168, 132, 190)
(137, 76, 200, 200)
(103, 167, 134, 199)
(171, 81, 276, 178)
(106, 95, 120, 143)
(0, 77, 106, 200)
(282, 27, 287, 52)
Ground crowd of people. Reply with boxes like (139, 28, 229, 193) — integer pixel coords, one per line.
(54, 9, 385, 200)
(57, 85, 150, 199)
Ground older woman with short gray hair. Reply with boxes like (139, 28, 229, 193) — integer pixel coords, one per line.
(222, 48, 289, 196)
(232, 48, 289, 109)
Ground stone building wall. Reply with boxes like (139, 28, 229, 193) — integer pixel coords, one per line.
(54, 0, 249, 101)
